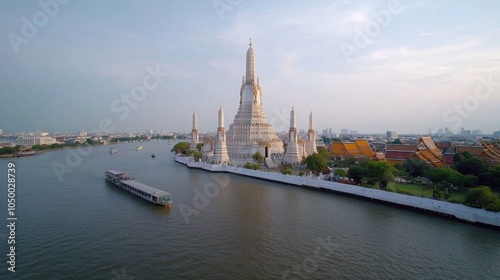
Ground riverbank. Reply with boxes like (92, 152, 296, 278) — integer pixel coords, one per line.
(175, 155, 500, 228)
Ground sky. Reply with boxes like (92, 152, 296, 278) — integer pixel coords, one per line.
(1, 0, 499, 135)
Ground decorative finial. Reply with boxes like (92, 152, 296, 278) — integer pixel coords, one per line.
(249, 38, 252, 47)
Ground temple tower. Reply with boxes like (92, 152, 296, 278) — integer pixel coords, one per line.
(191, 111, 199, 150)
(305, 111, 318, 155)
(225, 40, 284, 166)
(213, 106, 230, 164)
(283, 107, 301, 164)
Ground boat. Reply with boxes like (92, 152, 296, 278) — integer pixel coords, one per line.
(110, 147, 117, 154)
(136, 146, 143, 151)
(105, 170, 172, 206)
(151, 154, 156, 158)
(16, 150, 36, 157)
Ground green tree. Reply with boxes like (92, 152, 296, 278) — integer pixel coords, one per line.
(171, 142, 191, 155)
(317, 146, 330, 160)
(391, 138, 402, 144)
(252, 151, 265, 164)
(193, 151, 202, 162)
(306, 153, 328, 175)
(454, 154, 488, 176)
(425, 166, 477, 188)
(464, 186, 500, 211)
(348, 165, 364, 184)
(479, 165, 500, 191)
(403, 158, 429, 178)
(340, 157, 357, 168)
(364, 161, 398, 189)
(196, 143, 204, 152)
(334, 168, 347, 178)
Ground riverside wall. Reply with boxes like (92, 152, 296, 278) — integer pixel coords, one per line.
(175, 156, 500, 228)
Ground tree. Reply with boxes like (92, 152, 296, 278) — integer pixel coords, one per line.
(317, 146, 330, 160)
(171, 142, 191, 155)
(403, 158, 429, 178)
(348, 165, 364, 184)
(425, 166, 477, 188)
(391, 138, 402, 144)
(196, 143, 204, 152)
(464, 186, 500, 211)
(334, 168, 347, 178)
(340, 157, 357, 168)
(252, 151, 265, 164)
(193, 151, 202, 162)
(454, 155, 488, 176)
(306, 153, 328, 175)
(364, 161, 398, 190)
(478, 165, 500, 191)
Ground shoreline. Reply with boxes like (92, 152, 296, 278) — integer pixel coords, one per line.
(175, 155, 500, 229)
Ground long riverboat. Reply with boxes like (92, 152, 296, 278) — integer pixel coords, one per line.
(105, 170, 172, 206)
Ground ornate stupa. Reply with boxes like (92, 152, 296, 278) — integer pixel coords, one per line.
(225, 40, 284, 166)
(213, 106, 230, 164)
(190, 111, 199, 150)
(305, 111, 318, 155)
(283, 107, 302, 164)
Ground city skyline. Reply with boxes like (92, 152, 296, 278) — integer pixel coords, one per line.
(1, 1, 500, 134)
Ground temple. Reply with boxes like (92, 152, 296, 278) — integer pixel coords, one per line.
(224, 40, 285, 166)
(330, 139, 385, 161)
(384, 136, 446, 167)
(191, 40, 323, 166)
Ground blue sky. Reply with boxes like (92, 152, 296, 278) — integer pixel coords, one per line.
(1, 0, 499, 135)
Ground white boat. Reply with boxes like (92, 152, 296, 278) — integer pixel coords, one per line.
(110, 147, 117, 154)
(105, 170, 172, 207)
(136, 146, 143, 151)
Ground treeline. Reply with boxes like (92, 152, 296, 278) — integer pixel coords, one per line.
(110, 135, 175, 143)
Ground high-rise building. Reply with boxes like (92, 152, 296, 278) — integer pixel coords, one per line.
(386, 131, 397, 139)
(341, 129, 348, 135)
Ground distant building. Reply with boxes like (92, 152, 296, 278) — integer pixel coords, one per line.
(0, 128, 2, 135)
(494, 130, 500, 137)
(341, 129, 348, 135)
(386, 131, 397, 139)
(437, 128, 443, 136)
(17, 136, 57, 146)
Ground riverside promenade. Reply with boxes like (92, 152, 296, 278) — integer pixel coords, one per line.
(176, 156, 500, 228)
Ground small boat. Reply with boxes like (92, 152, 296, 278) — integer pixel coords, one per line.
(105, 170, 172, 207)
(151, 154, 156, 158)
(136, 146, 143, 151)
(110, 147, 117, 154)
(16, 150, 36, 157)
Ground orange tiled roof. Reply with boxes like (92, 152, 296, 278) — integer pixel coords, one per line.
(330, 141, 384, 160)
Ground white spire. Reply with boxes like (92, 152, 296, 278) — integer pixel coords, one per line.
(218, 106, 224, 128)
(309, 111, 314, 130)
(245, 39, 255, 84)
(192, 111, 198, 130)
(290, 106, 296, 129)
